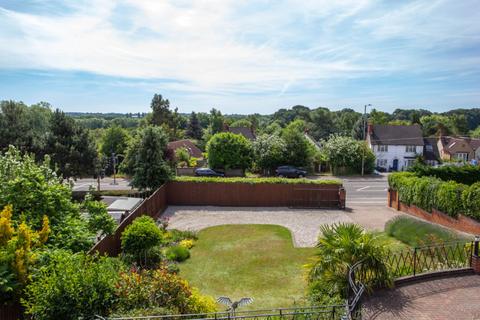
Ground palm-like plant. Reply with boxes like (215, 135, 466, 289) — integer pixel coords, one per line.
(307, 223, 390, 302)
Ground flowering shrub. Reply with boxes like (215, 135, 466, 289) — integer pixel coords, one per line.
(179, 239, 195, 249)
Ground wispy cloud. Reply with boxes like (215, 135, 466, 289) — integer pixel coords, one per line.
(0, 0, 479, 112)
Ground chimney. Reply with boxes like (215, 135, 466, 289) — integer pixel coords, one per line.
(367, 123, 373, 136)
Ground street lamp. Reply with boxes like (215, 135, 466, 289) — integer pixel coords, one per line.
(361, 104, 372, 176)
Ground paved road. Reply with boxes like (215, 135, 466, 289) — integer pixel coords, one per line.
(341, 176, 388, 207)
(71, 177, 132, 191)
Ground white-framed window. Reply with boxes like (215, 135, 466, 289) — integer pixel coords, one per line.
(405, 145, 416, 153)
(377, 145, 388, 152)
(405, 159, 415, 167)
(455, 152, 469, 161)
(377, 159, 387, 167)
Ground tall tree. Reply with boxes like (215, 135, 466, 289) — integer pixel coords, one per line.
(0, 100, 30, 152)
(309, 107, 335, 140)
(46, 109, 97, 178)
(209, 108, 224, 134)
(281, 120, 312, 168)
(122, 126, 172, 190)
(149, 94, 172, 127)
(186, 112, 203, 139)
(252, 134, 287, 174)
(100, 125, 130, 156)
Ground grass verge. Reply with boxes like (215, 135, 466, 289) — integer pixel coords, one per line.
(385, 216, 471, 247)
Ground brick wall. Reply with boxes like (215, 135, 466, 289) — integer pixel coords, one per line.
(388, 189, 480, 235)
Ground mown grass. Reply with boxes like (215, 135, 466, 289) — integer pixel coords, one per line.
(385, 216, 471, 247)
(179, 225, 316, 310)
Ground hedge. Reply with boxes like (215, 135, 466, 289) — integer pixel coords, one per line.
(411, 164, 480, 185)
(389, 172, 480, 221)
(172, 176, 342, 185)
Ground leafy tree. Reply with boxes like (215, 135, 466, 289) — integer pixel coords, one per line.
(23, 250, 121, 320)
(122, 126, 173, 190)
(46, 109, 97, 178)
(100, 125, 130, 157)
(230, 118, 252, 128)
(149, 94, 172, 127)
(206, 132, 253, 170)
(281, 120, 312, 168)
(332, 109, 361, 136)
(420, 115, 456, 136)
(0, 146, 93, 251)
(186, 112, 203, 139)
(307, 223, 389, 304)
(0, 100, 30, 152)
(209, 108, 224, 134)
(263, 121, 282, 135)
(471, 126, 480, 138)
(84, 194, 116, 238)
(322, 135, 375, 175)
(369, 108, 391, 124)
(309, 107, 335, 140)
(253, 134, 287, 174)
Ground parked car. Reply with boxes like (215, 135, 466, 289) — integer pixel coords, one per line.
(194, 168, 225, 177)
(275, 166, 307, 178)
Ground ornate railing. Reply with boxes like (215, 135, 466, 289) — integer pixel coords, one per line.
(97, 305, 347, 320)
(386, 241, 473, 278)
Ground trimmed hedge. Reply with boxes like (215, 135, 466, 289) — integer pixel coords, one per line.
(172, 176, 342, 185)
(389, 172, 479, 221)
(411, 164, 480, 185)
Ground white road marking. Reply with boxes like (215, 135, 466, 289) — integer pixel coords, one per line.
(356, 186, 370, 191)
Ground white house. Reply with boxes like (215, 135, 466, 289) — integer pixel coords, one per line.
(366, 124, 424, 171)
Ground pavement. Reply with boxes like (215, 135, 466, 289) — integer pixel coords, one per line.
(71, 177, 132, 191)
(363, 274, 480, 319)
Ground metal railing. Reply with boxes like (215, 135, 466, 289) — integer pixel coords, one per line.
(97, 305, 347, 320)
(385, 241, 473, 278)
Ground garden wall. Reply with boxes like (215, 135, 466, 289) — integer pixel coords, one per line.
(388, 189, 480, 234)
(166, 181, 345, 208)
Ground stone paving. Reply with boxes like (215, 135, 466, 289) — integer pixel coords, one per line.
(362, 274, 480, 320)
(162, 205, 401, 247)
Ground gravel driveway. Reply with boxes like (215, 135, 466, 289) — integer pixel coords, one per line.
(163, 206, 357, 247)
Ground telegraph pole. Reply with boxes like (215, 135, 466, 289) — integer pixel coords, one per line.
(361, 104, 371, 176)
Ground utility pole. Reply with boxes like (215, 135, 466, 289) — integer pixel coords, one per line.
(111, 152, 118, 185)
(361, 104, 371, 176)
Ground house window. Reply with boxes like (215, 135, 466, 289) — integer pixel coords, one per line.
(455, 153, 469, 161)
(377, 145, 388, 152)
(377, 159, 387, 167)
(405, 145, 416, 153)
(405, 159, 415, 167)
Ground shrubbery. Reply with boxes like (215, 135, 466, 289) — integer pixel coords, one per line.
(166, 245, 191, 262)
(411, 164, 480, 185)
(206, 132, 253, 170)
(173, 176, 341, 185)
(389, 172, 480, 221)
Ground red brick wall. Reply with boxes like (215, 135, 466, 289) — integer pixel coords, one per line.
(388, 190, 480, 234)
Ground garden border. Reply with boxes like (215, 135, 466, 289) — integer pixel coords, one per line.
(387, 189, 480, 234)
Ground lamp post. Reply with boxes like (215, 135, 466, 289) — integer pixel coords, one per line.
(361, 104, 372, 176)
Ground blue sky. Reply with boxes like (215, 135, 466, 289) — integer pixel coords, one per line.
(0, 0, 479, 114)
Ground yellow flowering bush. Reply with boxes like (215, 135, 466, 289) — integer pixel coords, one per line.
(179, 239, 195, 249)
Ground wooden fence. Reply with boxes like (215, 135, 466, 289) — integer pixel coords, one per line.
(90, 185, 167, 256)
(91, 181, 344, 256)
(167, 181, 344, 208)
(0, 302, 23, 320)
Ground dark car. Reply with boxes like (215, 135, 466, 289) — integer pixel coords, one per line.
(275, 166, 307, 178)
(194, 168, 225, 177)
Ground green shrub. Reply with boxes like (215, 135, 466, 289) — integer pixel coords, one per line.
(121, 216, 164, 255)
(435, 181, 465, 217)
(166, 245, 190, 262)
(411, 164, 480, 185)
(461, 182, 480, 220)
(385, 216, 468, 247)
(23, 250, 121, 320)
(206, 132, 253, 170)
(167, 229, 198, 244)
(173, 176, 341, 185)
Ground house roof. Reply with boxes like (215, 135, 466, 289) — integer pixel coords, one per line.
(228, 126, 256, 140)
(439, 136, 480, 154)
(423, 137, 440, 161)
(369, 124, 424, 146)
(167, 139, 203, 159)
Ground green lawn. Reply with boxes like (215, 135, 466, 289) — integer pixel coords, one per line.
(179, 225, 316, 310)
